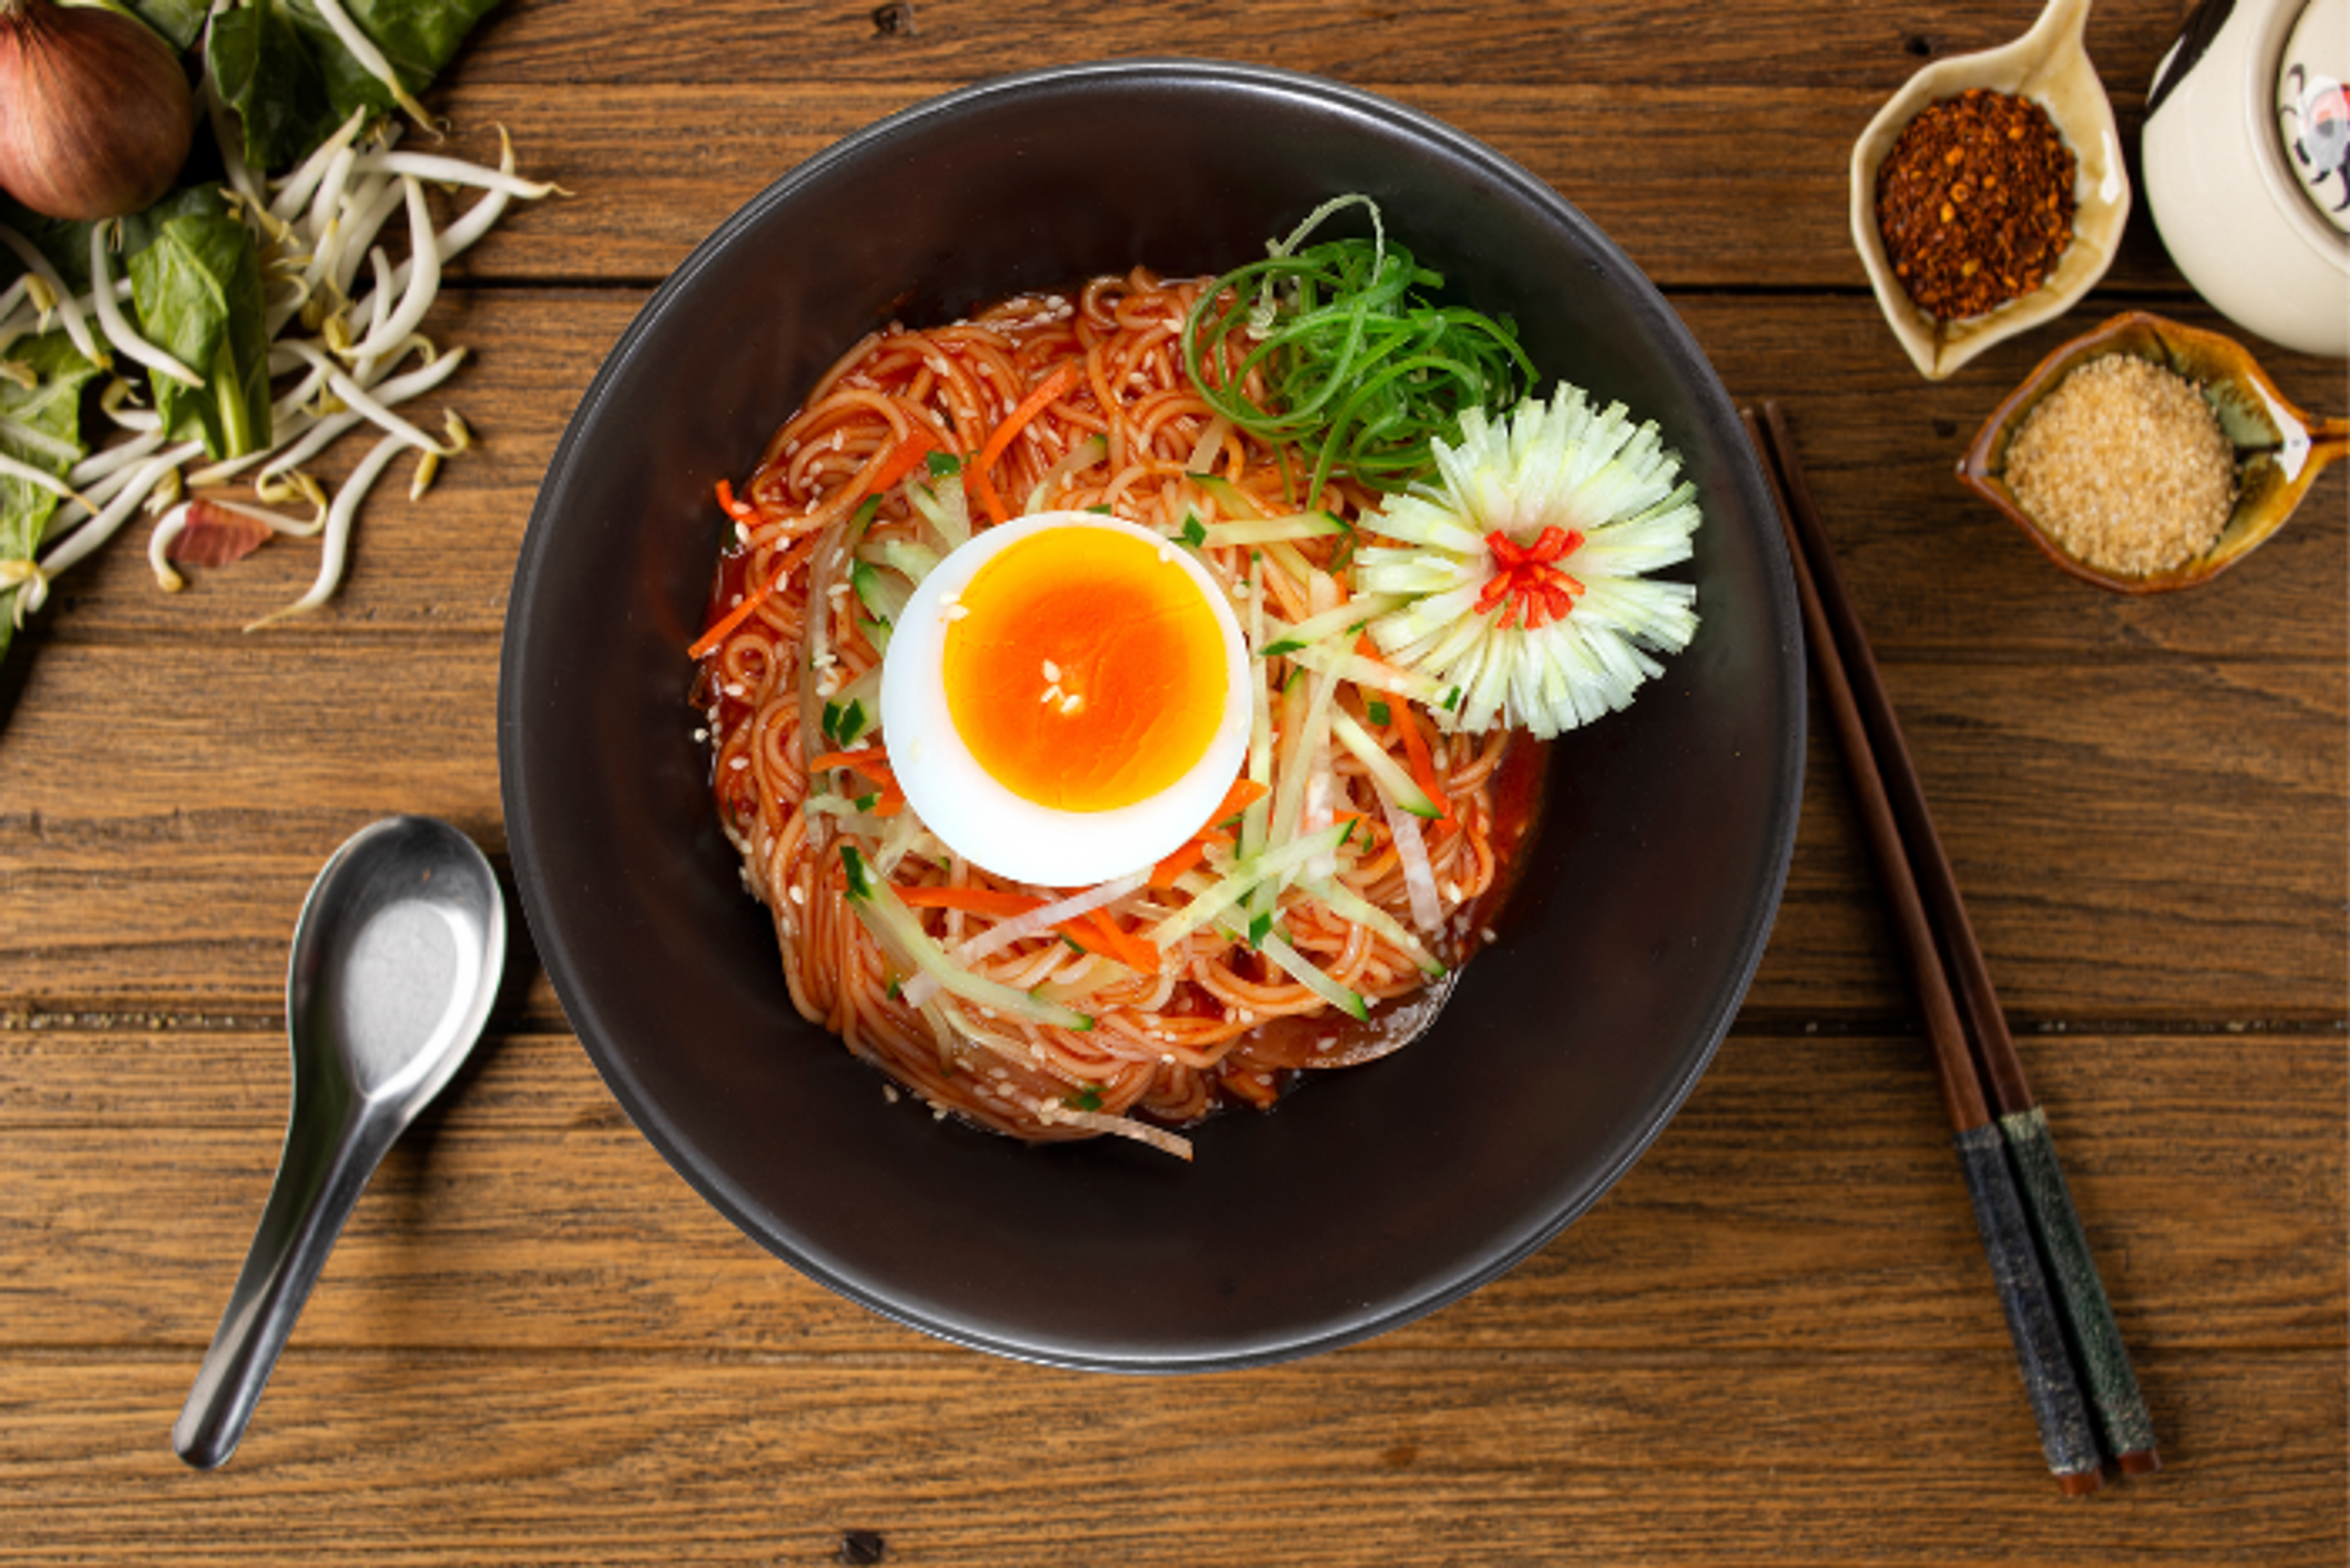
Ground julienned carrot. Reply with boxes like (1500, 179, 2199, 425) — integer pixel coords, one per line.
(687, 533, 818, 660)
(1080, 908, 1162, 976)
(967, 359, 1086, 526)
(714, 477, 759, 521)
(805, 744, 892, 778)
(859, 426, 942, 504)
(1147, 777, 1268, 887)
(1149, 838, 1210, 889)
(1212, 776, 1270, 823)
(1391, 706, 1452, 823)
(898, 886, 1043, 917)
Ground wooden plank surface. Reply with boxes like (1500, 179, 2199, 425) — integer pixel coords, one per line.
(1, 0, 2341, 1561)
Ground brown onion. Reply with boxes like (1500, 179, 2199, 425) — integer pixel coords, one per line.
(0, 0, 194, 221)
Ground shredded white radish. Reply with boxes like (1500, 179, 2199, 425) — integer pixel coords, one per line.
(1382, 794, 1445, 933)
(1032, 1101, 1195, 1161)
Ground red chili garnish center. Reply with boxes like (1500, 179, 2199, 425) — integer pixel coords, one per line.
(1475, 526, 1586, 630)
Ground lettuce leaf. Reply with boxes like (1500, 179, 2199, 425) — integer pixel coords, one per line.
(209, 0, 505, 173)
(128, 202, 274, 460)
(0, 332, 103, 665)
(116, 0, 209, 52)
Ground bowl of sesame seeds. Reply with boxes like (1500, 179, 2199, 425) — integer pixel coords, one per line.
(1957, 310, 2348, 592)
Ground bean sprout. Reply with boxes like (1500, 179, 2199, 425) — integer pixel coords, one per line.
(0, 450, 96, 513)
(0, 227, 105, 368)
(278, 340, 457, 455)
(269, 108, 369, 226)
(341, 179, 438, 362)
(37, 441, 204, 579)
(4, 118, 557, 633)
(350, 150, 561, 200)
(247, 430, 406, 629)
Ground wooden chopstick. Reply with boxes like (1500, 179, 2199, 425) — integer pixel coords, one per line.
(1740, 404, 2104, 1495)
(1756, 400, 2160, 1477)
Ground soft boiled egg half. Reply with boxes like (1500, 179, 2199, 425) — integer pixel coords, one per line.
(879, 511, 1251, 888)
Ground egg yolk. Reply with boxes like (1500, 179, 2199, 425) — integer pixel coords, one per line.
(942, 526, 1228, 813)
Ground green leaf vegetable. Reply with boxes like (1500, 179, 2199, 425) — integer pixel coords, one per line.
(117, 1, 209, 53)
(130, 204, 273, 460)
(0, 0, 531, 673)
(0, 330, 100, 662)
(209, 0, 499, 173)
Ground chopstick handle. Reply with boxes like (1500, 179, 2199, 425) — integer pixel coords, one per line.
(1742, 405, 2102, 1493)
(1756, 398, 2157, 1475)
(1956, 1123, 2105, 1494)
(2000, 1107, 2162, 1472)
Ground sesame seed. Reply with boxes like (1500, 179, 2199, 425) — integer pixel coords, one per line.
(1041, 658, 1061, 682)
(1060, 692, 1085, 716)
(2004, 353, 2236, 578)
(728, 756, 748, 771)
(788, 884, 807, 906)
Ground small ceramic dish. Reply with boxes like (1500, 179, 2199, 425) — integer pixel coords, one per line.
(1849, 0, 2132, 380)
(1957, 310, 2348, 592)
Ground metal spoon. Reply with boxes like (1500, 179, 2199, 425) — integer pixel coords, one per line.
(173, 816, 505, 1470)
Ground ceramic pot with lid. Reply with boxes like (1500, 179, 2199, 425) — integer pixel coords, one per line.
(2142, 0, 2350, 357)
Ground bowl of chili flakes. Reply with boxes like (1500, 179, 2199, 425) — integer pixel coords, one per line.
(1848, 0, 2132, 380)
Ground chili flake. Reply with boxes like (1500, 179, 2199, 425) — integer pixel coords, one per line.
(1876, 88, 2076, 320)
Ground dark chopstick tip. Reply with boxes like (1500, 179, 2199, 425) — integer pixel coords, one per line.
(2118, 1447, 2163, 1476)
(2057, 1468, 2105, 1497)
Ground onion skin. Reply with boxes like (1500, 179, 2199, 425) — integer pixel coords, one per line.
(0, 0, 195, 222)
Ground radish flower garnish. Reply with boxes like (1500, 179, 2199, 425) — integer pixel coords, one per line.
(1354, 385, 1701, 739)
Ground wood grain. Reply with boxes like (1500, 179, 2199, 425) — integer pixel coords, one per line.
(2, 0, 2341, 1559)
(0, 1026, 2337, 1358)
(0, 1350, 2340, 1566)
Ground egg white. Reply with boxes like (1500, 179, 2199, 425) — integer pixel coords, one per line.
(878, 511, 1251, 888)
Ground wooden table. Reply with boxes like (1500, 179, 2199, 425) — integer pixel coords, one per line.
(3, 1, 2341, 1561)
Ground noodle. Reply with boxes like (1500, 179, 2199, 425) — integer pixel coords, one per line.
(696, 268, 1523, 1154)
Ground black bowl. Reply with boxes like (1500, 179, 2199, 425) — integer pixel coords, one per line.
(499, 59, 1803, 1371)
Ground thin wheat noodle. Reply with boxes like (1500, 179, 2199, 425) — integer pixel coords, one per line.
(695, 266, 1528, 1149)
